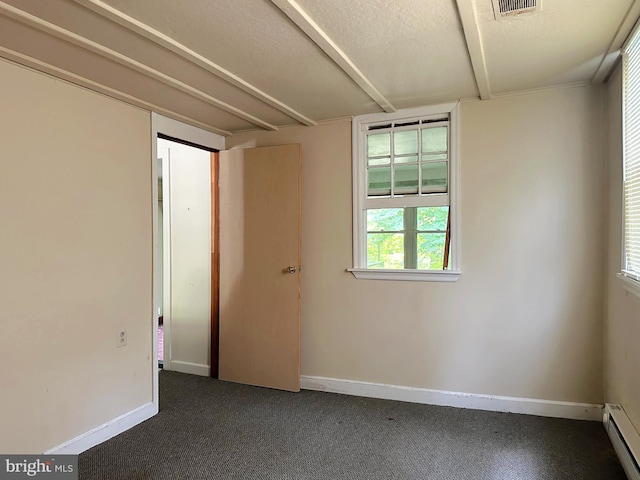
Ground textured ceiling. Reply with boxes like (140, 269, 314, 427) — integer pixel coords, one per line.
(296, 0, 478, 107)
(0, 0, 638, 135)
(476, 0, 636, 93)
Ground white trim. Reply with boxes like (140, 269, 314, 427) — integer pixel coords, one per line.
(362, 194, 449, 209)
(353, 102, 458, 125)
(623, 8, 640, 53)
(604, 404, 640, 480)
(0, 1, 277, 131)
(270, 0, 395, 113)
(154, 114, 226, 151)
(159, 145, 172, 373)
(301, 376, 603, 421)
(151, 120, 160, 409)
(352, 116, 364, 270)
(348, 268, 461, 282)
(44, 402, 156, 454)
(152, 112, 224, 156)
(489, 81, 592, 100)
(170, 361, 210, 377)
(450, 103, 462, 271)
(73, 0, 315, 127)
(455, 0, 492, 100)
(617, 272, 640, 298)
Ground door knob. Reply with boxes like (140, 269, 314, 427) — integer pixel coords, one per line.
(285, 265, 297, 274)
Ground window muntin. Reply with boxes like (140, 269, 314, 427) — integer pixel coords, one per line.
(351, 103, 460, 280)
(366, 122, 449, 197)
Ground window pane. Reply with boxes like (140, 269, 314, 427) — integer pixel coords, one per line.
(368, 133, 390, 157)
(394, 130, 418, 155)
(394, 164, 419, 194)
(367, 208, 404, 231)
(417, 206, 449, 231)
(421, 162, 448, 193)
(368, 167, 391, 196)
(368, 156, 390, 166)
(394, 155, 418, 164)
(367, 233, 404, 269)
(422, 153, 448, 162)
(417, 233, 447, 270)
(422, 126, 447, 153)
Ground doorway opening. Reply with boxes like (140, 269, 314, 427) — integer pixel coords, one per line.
(151, 113, 225, 412)
(155, 134, 219, 378)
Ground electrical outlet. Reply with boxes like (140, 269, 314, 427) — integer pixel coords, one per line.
(118, 329, 127, 348)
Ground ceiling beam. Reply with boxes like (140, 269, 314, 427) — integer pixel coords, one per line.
(0, 1, 278, 131)
(592, 0, 640, 83)
(0, 46, 232, 136)
(270, 0, 396, 113)
(74, 0, 316, 127)
(455, 0, 492, 100)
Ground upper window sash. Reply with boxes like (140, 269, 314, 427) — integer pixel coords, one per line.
(365, 122, 450, 199)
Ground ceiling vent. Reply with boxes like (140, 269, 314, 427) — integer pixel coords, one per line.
(492, 0, 539, 18)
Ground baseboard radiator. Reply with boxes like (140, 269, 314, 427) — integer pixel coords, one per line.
(604, 404, 640, 480)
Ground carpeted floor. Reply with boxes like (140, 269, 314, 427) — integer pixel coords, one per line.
(79, 371, 625, 480)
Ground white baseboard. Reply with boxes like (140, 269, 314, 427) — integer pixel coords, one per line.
(301, 376, 603, 421)
(44, 402, 157, 455)
(168, 360, 210, 377)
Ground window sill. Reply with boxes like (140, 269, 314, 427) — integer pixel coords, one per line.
(617, 273, 640, 298)
(347, 268, 461, 282)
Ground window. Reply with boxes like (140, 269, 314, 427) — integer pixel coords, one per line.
(621, 27, 640, 296)
(349, 103, 460, 281)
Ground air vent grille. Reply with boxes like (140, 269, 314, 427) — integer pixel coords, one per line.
(493, 0, 538, 18)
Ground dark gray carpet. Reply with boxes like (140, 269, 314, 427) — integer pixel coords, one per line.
(79, 371, 625, 479)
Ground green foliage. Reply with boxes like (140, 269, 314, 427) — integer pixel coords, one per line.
(367, 206, 449, 270)
(417, 206, 448, 230)
(367, 233, 404, 269)
(367, 208, 403, 231)
(367, 209, 403, 268)
(417, 233, 446, 269)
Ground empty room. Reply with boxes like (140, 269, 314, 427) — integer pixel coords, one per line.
(1, 1, 639, 479)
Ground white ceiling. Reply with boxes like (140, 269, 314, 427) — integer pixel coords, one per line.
(0, 0, 638, 136)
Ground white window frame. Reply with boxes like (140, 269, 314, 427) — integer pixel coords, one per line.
(348, 102, 461, 282)
(620, 24, 640, 298)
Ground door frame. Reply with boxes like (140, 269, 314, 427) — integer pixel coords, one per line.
(151, 113, 225, 414)
(210, 152, 220, 379)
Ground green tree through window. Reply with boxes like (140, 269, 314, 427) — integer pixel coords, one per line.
(367, 206, 449, 270)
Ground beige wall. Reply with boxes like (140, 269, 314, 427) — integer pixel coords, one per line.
(0, 59, 152, 453)
(605, 65, 640, 429)
(160, 139, 211, 374)
(0, 53, 613, 453)
(228, 84, 607, 404)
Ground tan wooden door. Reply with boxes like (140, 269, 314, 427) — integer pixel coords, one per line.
(218, 144, 301, 392)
